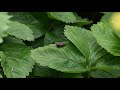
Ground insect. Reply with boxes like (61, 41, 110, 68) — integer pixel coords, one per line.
(55, 42, 66, 47)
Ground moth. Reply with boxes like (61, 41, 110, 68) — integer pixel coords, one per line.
(55, 42, 66, 47)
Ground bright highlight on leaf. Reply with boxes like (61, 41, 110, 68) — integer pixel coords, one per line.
(110, 12, 120, 31)
(0, 12, 12, 44)
(110, 12, 120, 39)
(101, 12, 120, 40)
(91, 21, 120, 56)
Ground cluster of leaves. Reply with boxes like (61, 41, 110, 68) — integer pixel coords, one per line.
(0, 12, 120, 78)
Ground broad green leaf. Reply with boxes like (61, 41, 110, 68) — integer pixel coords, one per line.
(95, 54, 120, 70)
(64, 25, 107, 61)
(44, 24, 67, 45)
(64, 25, 90, 58)
(33, 63, 58, 77)
(91, 21, 120, 56)
(47, 12, 77, 23)
(88, 32, 107, 66)
(4, 36, 25, 45)
(31, 42, 87, 73)
(101, 12, 120, 40)
(0, 43, 34, 78)
(0, 12, 11, 44)
(8, 12, 47, 39)
(33, 63, 83, 78)
(31, 24, 107, 76)
(47, 12, 91, 24)
(90, 54, 120, 78)
(7, 21, 34, 41)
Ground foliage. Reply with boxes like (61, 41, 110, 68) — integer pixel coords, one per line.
(0, 12, 120, 78)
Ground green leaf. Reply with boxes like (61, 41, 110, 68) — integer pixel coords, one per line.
(95, 54, 120, 70)
(64, 25, 107, 61)
(101, 12, 120, 41)
(33, 63, 83, 78)
(4, 36, 25, 45)
(0, 43, 34, 78)
(28, 36, 44, 49)
(7, 21, 34, 41)
(64, 25, 90, 58)
(91, 21, 120, 56)
(44, 24, 67, 45)
(31, 25, 107, 75)
(88, 33, 107, 66)
(0, 12, 11, 44)
(8, 12, 47, 39)
(90, 54, 120, 78)
(109, 12, 120, 39)
(33, 63, 58, 77)
(47, 12, 92, 24)
(31, 42, 87, 73)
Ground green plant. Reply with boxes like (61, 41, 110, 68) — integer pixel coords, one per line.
(0, 12, 120, 78)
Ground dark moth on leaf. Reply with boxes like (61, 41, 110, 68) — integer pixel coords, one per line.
(55, 42, 66, 47)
